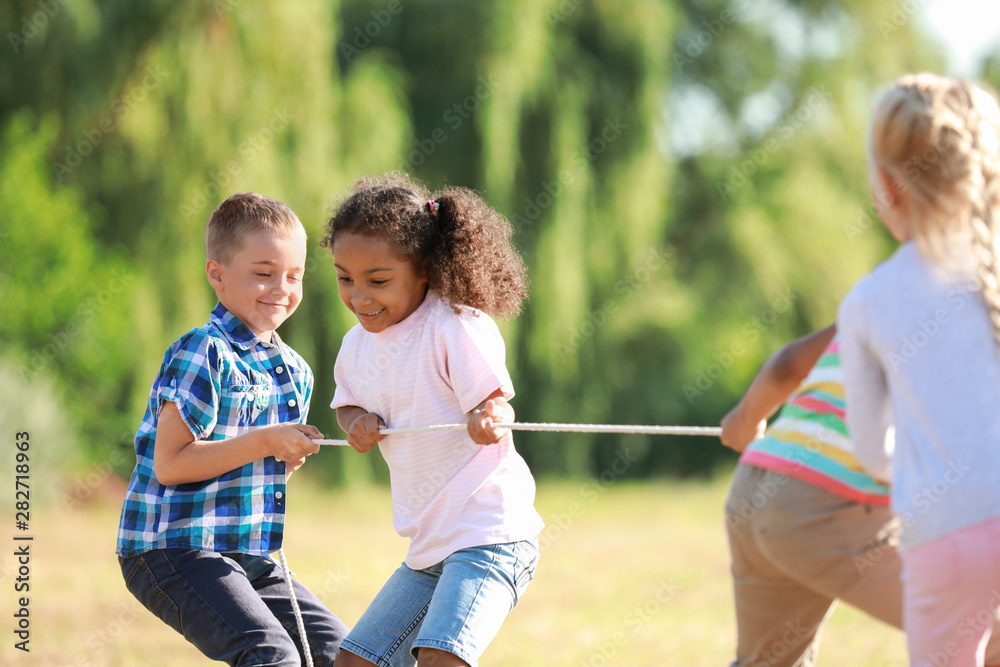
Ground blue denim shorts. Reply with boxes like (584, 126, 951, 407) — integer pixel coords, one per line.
(341, 539, 539, 667)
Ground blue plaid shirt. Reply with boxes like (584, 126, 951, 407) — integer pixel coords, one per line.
(116, 303, 313, 557)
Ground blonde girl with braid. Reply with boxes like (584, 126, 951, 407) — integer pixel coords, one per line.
(838, 73, 1000, 667)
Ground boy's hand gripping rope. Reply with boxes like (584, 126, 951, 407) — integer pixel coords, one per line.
(284, 420, 721, 663)
(312, 421, 722, 445)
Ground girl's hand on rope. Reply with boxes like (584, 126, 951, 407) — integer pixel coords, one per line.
(345, 411, 386, 453)
(468, 394, 514, 445)
(719, 407, 766, 453)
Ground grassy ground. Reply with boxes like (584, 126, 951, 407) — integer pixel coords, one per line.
(0, 475, 907, 666)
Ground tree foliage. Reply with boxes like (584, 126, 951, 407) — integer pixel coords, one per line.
(0, 0, 986, 483)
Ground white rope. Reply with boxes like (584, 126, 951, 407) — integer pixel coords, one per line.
(313, 421, 721, 446)
(277, 547, 315, 667)
(295, 420, 718, 647)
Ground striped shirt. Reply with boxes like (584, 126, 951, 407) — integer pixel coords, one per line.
(331, 290, 544, 570)
(116, 302, 312, 557)
(740, 337, 890, 506)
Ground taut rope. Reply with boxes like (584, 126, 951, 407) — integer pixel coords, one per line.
(313, 421, 721, 445)
(285, 420, 721, 663)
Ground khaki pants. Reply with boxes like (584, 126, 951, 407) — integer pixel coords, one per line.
(726, 463, 900, 667)
(725, 463, 1000, 667)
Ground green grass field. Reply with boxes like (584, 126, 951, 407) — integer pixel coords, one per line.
(0, 476, 908, 666)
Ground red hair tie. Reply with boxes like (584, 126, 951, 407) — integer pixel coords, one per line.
(427, 200, 440, 214)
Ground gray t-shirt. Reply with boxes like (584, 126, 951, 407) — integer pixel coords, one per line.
(838, 241, 1000, 550)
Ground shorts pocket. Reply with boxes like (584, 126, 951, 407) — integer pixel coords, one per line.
(513, 539, 539, 602)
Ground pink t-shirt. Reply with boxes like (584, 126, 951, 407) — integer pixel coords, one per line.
(331, 290, 544, 569)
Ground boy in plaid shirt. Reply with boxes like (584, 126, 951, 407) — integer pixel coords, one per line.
(116, 193, 347, 665)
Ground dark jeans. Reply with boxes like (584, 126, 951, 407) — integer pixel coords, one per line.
(120, 549, 348, 666)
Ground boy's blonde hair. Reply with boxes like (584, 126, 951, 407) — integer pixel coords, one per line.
(206, 192, 303, 264)
(870, 73, 1000, 348)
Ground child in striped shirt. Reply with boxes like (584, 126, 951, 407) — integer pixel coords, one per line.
(723, 322, 1000, 666)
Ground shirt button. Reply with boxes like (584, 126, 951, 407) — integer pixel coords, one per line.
(288, 399, 296, 408)
(275, 490, 285, 506)
(276, 366, 284, 374)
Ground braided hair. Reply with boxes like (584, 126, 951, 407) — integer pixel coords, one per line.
(870, 74, 1000, 349)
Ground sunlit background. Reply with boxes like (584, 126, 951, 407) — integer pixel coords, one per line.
(1, 0, 999, 664)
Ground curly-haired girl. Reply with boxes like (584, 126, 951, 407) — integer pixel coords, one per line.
(321, 173, 542, 667)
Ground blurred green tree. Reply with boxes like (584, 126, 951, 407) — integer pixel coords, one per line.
(0, 0, 967, 487)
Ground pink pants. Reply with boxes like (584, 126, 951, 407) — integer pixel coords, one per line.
(904, 516, 1000, 667)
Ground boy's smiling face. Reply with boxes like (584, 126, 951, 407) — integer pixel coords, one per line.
(206, 227, 307, 343)
(333, 232, 428, 333)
